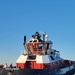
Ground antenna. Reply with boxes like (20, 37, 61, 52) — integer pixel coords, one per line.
(23, 36, 26, 45)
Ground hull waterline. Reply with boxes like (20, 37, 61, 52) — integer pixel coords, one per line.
(0, 68, 75, 75)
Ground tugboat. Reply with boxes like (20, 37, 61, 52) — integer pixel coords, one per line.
(0, 32, 75, 75)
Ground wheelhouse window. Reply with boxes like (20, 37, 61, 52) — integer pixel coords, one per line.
(49, 43, 52, 49)
(39, 44, 43, 49)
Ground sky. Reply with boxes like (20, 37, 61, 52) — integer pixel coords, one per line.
(0, 0, 75, 65)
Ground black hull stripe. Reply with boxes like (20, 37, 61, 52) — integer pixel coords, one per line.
(0, 68, 75, 75)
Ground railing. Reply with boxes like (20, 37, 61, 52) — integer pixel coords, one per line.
(22, 49, 60, 55)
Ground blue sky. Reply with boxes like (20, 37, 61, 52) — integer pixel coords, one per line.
(0, 0, 75, 65)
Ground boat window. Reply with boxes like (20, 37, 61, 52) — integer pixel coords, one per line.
(42, 43, 47, 50)
(27, 45, 32, 51)
(34, 44, 37, 51)
(39, 44, 43, 49)
(43, 43, 49, 50)
(28, 55, 36, 60)
(49, 44, 52, 49)
(50, 56, 54, 60)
